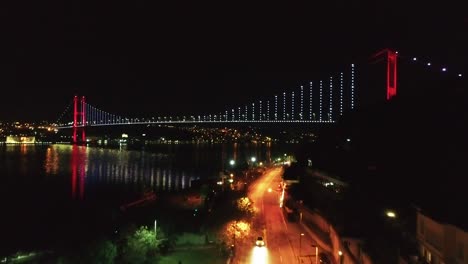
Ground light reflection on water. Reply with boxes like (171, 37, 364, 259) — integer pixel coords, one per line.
(0, 142, 292, 253)
(4, 142, 285, 200)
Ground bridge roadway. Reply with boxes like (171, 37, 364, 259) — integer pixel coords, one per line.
(231, 167, 331, 264)
(54, 120, 335, 129)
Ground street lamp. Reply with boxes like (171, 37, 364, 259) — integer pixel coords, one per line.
(338, 250, 343, 264)
(229, 159, 235, 166)
(154, 219, 157, 240)
(299, 233, 304, 258)
(251, 157, 256, 163)
(386, 210, 397, 218)
(312, 245, 319, 264)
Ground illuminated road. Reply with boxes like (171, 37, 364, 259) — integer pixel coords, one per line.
(232, 166, 322, 264)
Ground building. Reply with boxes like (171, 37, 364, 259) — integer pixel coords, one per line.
(5, 136, 36, 143)
(416, 210, 467, 264)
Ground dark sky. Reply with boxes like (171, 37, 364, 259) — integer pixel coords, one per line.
(1, 1, 467, 121)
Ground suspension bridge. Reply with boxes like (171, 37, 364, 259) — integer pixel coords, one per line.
(52, 49, 464, 143)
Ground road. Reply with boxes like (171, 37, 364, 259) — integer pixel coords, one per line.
(232, 166, 323, 264)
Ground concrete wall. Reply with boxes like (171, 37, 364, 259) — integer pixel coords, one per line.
(302, 206, 373, 264)
(417, 211, 468, 264)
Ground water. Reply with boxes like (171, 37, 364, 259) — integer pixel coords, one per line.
(0, 142, 294, 254)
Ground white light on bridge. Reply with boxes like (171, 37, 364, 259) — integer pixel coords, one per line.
(319, 80, 323, 121)
(412, 57, 417, 61)
(442, 67, 447, 72)
(274, 95, 278, 120)
(291, 91, 294, 120)
(458, 73, 462, 77)
(309, 81, 313, 120)
(329, 76, 333, 121)
(427, 62, 431, 66)
(340, 72, 343, 116)
(283, 92, 286, 120)
(351, 63, 355, 109)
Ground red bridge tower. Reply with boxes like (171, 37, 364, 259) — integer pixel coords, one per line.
(72, 95, 86, 144)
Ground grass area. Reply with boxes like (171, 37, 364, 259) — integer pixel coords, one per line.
(158, 246, 227, 264)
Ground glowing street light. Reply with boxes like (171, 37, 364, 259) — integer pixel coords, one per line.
(312, 245, 319, 264)
(251, 157, 256, 162)
(299, 233, 305, 258)
(229, 159, 235, 166)
(154, 219, 157, 240)
(386, 210, 397, 218)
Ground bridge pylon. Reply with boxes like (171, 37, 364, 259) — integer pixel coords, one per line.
(72, 95, 86, 144)
(371, 48, 398, 100)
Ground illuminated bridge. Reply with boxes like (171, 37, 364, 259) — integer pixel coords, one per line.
(52, 49, 464, 143)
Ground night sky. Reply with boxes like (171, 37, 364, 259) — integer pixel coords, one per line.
(1, 2, 467, 121)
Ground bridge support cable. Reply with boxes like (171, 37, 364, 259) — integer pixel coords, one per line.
(300, 86, 304, 120)
(55, 99, 74, 126)
(266, 100, 270, 121)
(340, 73, 344, 116)
(309, 82, 313, 120)
(351, 64, 355, 109)
(319, 80, 323, 121)
(283, 92, 286, 120)
(259, 101, 262, 121)
(254, 103, 257, 121)
(274, 95, 278, 121)
(291, 91, 295, 120)
(329, 76, 333, 121)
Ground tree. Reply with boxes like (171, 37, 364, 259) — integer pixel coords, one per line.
(121, 226, 157, 264)
(56, 237, 117, 264)
(85, 238, 117, 264)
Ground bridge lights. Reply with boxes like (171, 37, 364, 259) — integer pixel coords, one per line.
(340, 72, 343, 116)
(319, 80, 323, 121)
(351, 63, 355, 109)
(309, 81, 313, 120)
(329, 76, 333, 121)
(291, 91, 294, 120)
(442, 67, 447, 72)
(274, 95, 278, 120)
(259, 101, 262, 121)
(283, 92, 286, 120)
(266, 100, 270, 120)
(300, 86, 304, 120)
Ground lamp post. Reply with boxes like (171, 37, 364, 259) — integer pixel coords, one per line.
(299, 233, 304, 259)
(312, 245, 318, 264)
(154, 219, 157, 240)
(338, 250, 343, 264)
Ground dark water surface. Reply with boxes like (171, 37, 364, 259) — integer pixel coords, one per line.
(0, 142, 294, 254)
